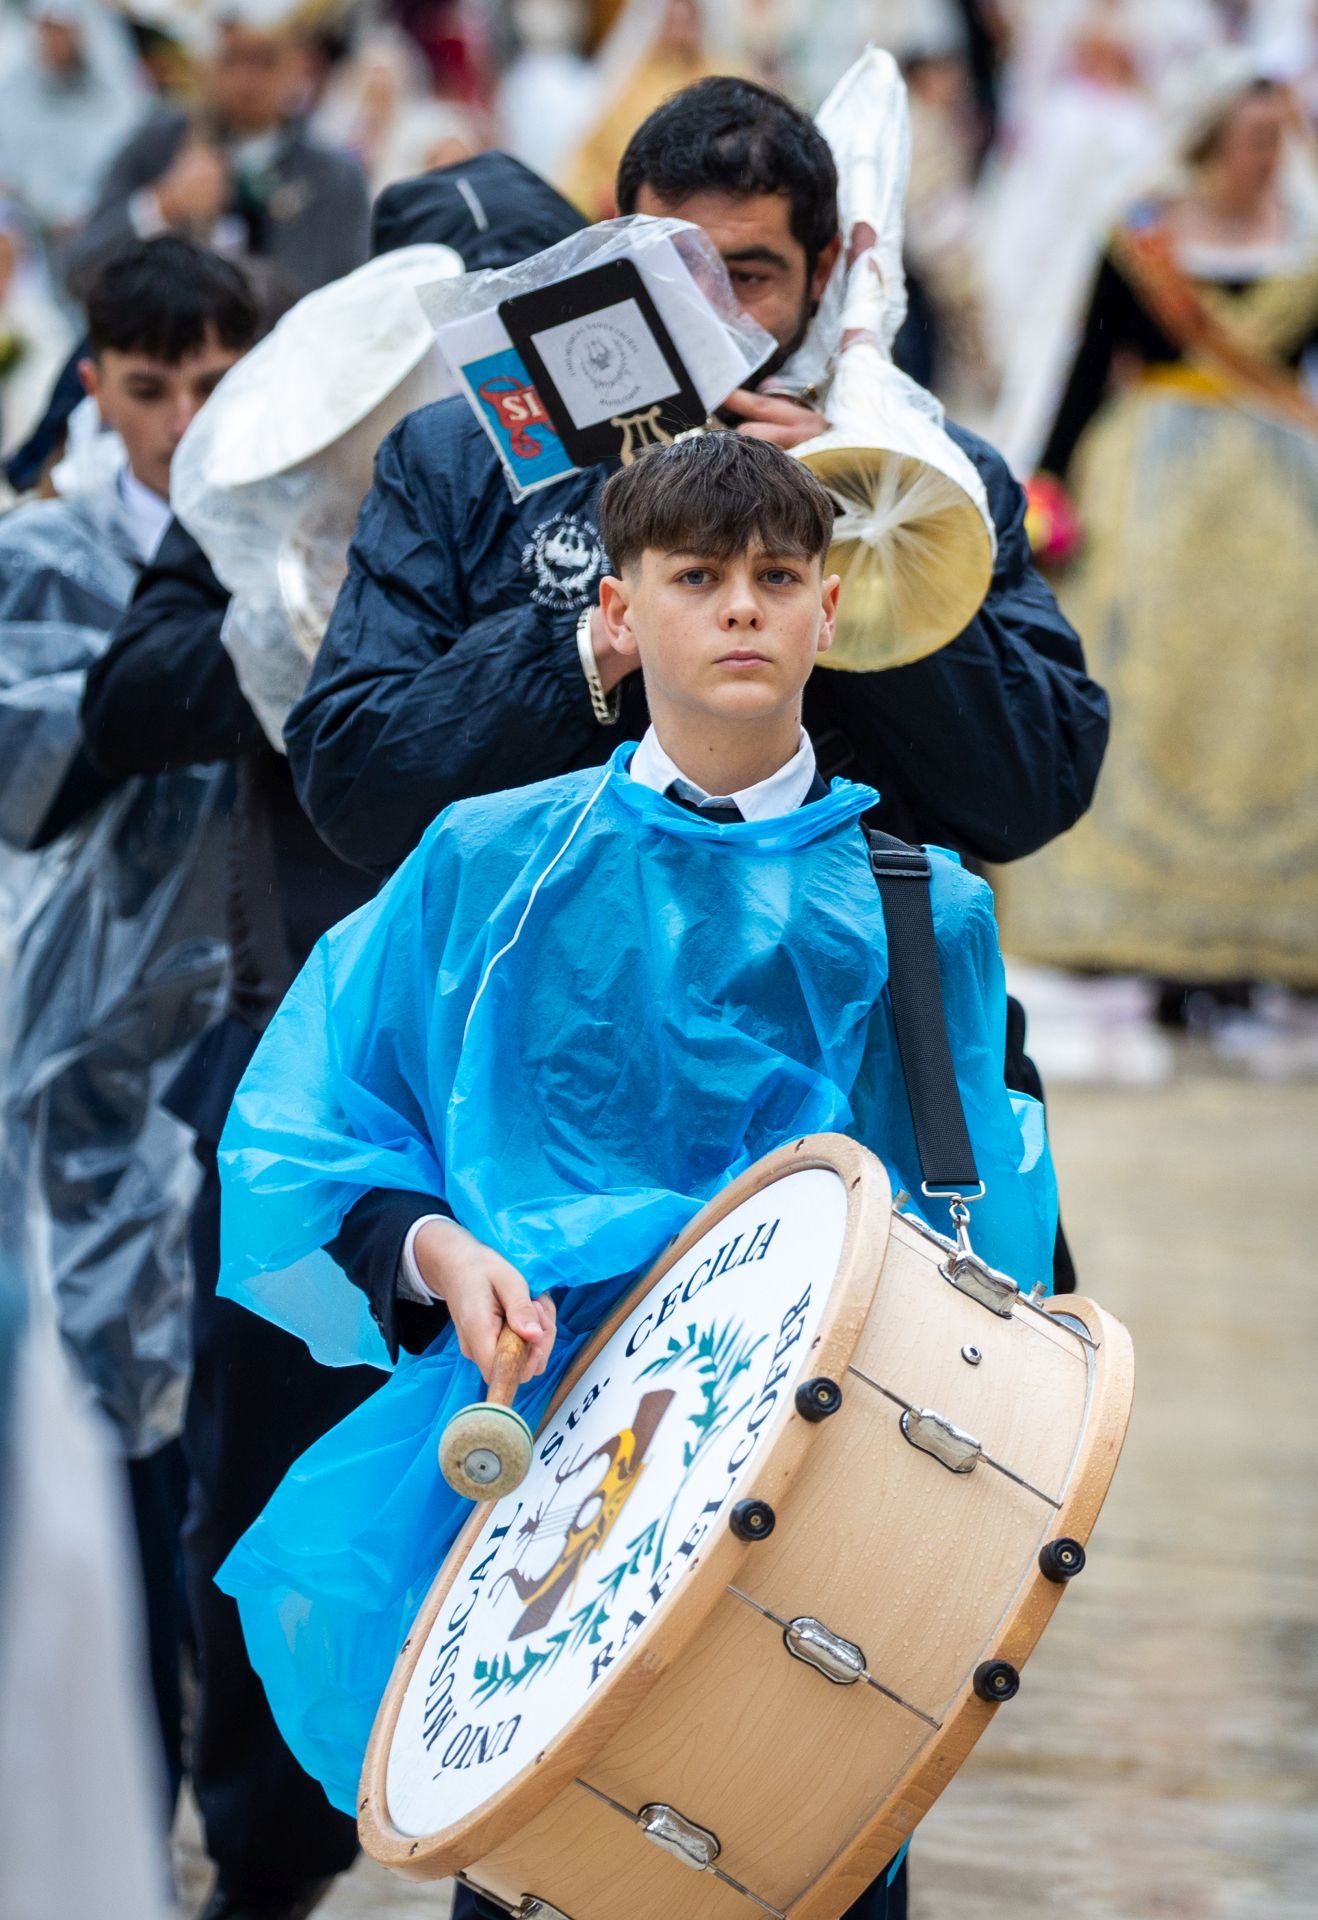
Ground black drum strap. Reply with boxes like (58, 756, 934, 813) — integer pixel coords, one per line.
(862, 820, 981, 1195)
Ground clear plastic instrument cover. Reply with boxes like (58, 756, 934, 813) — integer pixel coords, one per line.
(171, 244, 464, 751)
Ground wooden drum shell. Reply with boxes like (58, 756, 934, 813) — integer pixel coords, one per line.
(360, 1137, 1133, 1920)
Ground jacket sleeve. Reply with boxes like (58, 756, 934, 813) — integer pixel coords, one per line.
(285, 414, 601, 874)
(810, 425, 1109, 863)
(80, 519, 264, 776)
(324, 1187, 452, 1364)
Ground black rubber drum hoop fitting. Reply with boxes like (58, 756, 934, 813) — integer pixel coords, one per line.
(730, 1498, 777, 1542)
(972, 1660, 1021, 1703)
(795, 1377, 843, 1421)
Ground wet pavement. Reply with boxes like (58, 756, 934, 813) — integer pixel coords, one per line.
(175, 1070, 1318, 1919)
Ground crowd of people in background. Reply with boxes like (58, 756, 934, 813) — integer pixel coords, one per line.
(1, 0, 1317, 1916)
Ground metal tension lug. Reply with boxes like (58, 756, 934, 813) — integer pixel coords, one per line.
(934, 1194, 1017, 1317)
(941, 1250, 1019, 1318)
(784, 1615, 866, 1685)
(456, 1876, 574, 1920)
(636, 1803, 721, 1870)
(900, 1406, 982, 1474)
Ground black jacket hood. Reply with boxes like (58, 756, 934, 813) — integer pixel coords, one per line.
(370, 150, 586, 269)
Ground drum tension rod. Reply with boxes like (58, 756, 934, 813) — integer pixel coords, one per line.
(846, 1365, 1063, 1509)
(573, 1779, 787, 1916)
(453, 1873, 573, 1920)
(726, 1584, 942, 1729)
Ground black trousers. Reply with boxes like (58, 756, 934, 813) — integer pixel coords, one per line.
(1004, 994, 1075, 1294)
(181, 1144, 379, 1897)
(450, 1854, 907, 1919)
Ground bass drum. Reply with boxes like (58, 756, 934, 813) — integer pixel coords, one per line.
(360, 1134, 1133, 1918)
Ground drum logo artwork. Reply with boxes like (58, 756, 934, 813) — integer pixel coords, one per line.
(384, 1168, 849, 1838)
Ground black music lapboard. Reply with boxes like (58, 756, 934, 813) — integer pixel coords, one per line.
(498, 259, 707, 467)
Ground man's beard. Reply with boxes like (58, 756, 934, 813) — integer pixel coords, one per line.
(746, 289, 818, 393)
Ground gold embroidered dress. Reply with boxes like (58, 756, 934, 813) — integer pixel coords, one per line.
(998, 203, 1318, 985)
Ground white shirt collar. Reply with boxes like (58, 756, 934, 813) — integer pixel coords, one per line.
(628, 725, 818, 821)
(117, 466, 171, 565)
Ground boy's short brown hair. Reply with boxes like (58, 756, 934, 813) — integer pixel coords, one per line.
(598, 431, 836, 574)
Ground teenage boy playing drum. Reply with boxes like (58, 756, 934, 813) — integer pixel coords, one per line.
(216, 433, 1058, 1920)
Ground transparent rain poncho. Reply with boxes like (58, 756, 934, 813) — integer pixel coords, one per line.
(0, 465, 230, 1457)
(216, 747, 1056, 1810)
(782, 49, 997, 670)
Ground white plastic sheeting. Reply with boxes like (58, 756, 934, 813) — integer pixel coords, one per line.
(781, 48, 997, 670)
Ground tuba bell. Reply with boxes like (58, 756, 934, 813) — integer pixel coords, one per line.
(780, 49, 996, 672)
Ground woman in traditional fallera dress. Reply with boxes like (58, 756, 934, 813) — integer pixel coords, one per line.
(997, 57, 1318, 999)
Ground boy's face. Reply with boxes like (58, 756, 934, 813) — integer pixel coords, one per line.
(600, 543, 839, 726)
(79, 331, 243, 499)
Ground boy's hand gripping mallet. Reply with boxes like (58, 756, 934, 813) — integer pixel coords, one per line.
(438, 1323, 535, 1500)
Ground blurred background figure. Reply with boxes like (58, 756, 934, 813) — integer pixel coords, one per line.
(0, 200, 74, 466)
(983, 2, 1175, 472)
(0, 1263, 173, 1920)
(560, 0, 747, 218)
(997, 50, 1318, 1056)
(65, 4, 370, 302)
(895, 16, 994, 405)
(495, 0, 600, 185)
(981, 0, 1178, 471)
(0, 0, 149, 289)
(313, 23, 476, 195)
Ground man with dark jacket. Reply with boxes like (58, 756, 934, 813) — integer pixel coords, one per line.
(79, 153, 585, 1920)
(287, 79, 1107, 883)
(65, 19, 369, 304)
(286, 82, 1105, 1329)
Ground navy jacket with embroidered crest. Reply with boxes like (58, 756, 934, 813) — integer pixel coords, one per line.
(286, 397, 1108, 878)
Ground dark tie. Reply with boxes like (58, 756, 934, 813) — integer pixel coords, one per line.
(664, 786, 745, 824)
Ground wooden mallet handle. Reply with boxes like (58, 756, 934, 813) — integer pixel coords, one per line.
(484, 1322, 531, 1407)
(437, 1322, 536, 1502)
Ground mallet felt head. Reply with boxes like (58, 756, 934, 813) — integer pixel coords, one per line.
(439, 1401, 535, 1501)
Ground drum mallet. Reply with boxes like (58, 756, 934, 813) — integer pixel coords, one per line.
(438, 1324, 535, 1501)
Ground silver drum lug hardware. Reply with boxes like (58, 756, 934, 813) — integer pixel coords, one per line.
(961, 1343, 982, 1366)
(455, 1876, 574, 1920)
(784, 1615, 866, 1685)
(942, 1250, 1018, 1316)
(939, 1194, 1018, 1317)
(636, 1803, 721, 1870)
(900, 1406, 983, 1474)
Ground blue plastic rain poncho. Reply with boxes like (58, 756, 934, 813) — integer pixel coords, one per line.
(217, 744, 1056, 1812)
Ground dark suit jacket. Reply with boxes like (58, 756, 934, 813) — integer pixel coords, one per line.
(65, 110, 369, 301)
(80, 521, 376, 1137)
